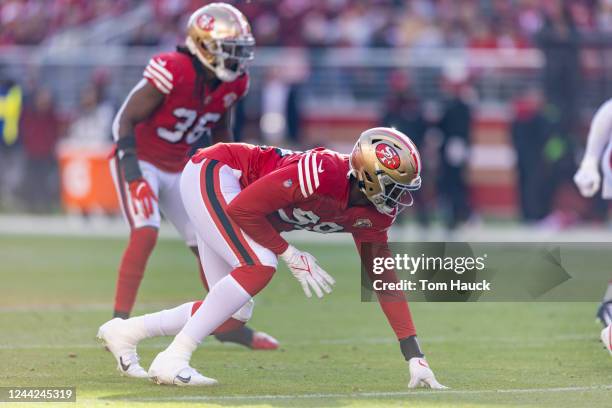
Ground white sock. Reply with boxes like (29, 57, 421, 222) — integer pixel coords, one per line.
(179, 275, 251, 344)
(165, 332, 199, 361)
(130, 302, 194, 340)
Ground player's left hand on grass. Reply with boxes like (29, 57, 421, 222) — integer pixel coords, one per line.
(280, 245, 335, 298)
(408, 357, 448, 390)
(128, 178, 158, 218)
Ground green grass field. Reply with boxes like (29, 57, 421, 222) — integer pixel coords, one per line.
(0, 234, 610, 407)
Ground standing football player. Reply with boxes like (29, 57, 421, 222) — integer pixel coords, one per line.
(98, 127, 447, 388)
(573, 98, 612, 355)
(105, 3, 278, 377)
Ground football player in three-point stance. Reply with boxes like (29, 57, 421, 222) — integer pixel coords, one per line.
(574, 98, 612, 356)
(98, 127, 447, 388)
(99, 3, 278, 378)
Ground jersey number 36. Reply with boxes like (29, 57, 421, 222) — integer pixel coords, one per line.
(157, 109, 221, 144)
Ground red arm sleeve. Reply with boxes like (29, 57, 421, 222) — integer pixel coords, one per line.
(354, 233, 417, 340)
(226, 163, 305, 255)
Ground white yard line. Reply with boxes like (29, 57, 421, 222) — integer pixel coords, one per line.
(0, 333, 595, 350)
(0, 215, 351, 243)
(86, 384, 612, 402)
(4, 214, 612, 242)
(0, 303, 179, 312)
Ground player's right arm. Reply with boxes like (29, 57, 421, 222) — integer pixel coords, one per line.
(226, 156, 335, 298)
(354, 235, 447, 389)
(113, 53, 179, 217)
(112, 79, 165, 217)
(575, 99, 612, 197)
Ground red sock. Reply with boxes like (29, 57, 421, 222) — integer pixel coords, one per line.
(190, 300, 245, 334)
(113, 227, 158, 316)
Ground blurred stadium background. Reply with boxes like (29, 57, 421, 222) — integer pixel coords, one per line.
(1, 0, 612, 235)
(1, 3, 611, 405)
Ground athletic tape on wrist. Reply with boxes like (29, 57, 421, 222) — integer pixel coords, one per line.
(400, 335, 424, 361)
(116, 136, 142, 182)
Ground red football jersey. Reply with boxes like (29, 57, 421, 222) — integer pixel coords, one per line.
(193, 143, 417, 340)
(136, 51, 249, 172)
(193, 143, 394, 253)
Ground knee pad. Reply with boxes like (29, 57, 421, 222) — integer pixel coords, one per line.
(231, 265, 276, 296)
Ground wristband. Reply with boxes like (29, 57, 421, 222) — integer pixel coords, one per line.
(116, 136, 142, 182)
(400, 335, 424, 361)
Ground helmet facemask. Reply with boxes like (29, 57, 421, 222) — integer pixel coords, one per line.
(367, 172, 421, 215)
(186, 35, 255, 82)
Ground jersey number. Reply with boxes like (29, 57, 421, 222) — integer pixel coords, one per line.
(278, 208, 344, 234)
(157, 109, 221, 144)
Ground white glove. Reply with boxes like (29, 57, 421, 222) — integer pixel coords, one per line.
(574, 157, 601, 198)
(408, 357, 448, 390)
(280, 245, 335, 298)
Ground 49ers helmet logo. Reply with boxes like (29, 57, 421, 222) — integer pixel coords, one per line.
(196, 13, 215, 31)
(375, 143, 401, 170)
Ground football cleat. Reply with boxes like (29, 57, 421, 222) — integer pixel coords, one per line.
(408, 357, 448, 390)
(97, 318, 148, 378)
(601, 324, 612, 356)
(596, 300, 612, 327)
(148, 350, 217, 386)
(251, 331, 279, 350)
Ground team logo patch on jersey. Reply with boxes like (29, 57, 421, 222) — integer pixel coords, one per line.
(375, 143, 401, 170)
(196, 13, 215, 31)
(283, 179, 293, 188)
(353, 218, 373, 228)
(223, 93, 237, 108)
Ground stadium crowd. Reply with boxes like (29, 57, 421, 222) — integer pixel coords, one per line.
(1, 0, 611, 48)
(0, 0, 611, 228)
